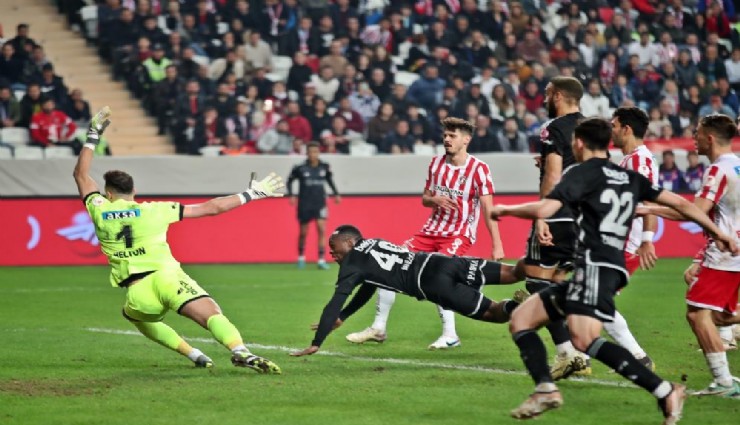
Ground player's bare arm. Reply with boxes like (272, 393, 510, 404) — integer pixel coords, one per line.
(72, 107, 111, 198)
(636, 212, 658, 270)
(422, 189, 458, 211)
(491, 199, 564, 221)
(637, 196, 714, 221)
(534, 152, 563, 245)
(480, 194, 505, 260)
(183, 173, 285, 219)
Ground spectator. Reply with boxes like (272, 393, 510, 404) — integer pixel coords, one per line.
(286, 51, 313, 94)
(152, 65, 182, 135)
(173, 79, 207, 153)
(209, 48, 245, 82)
(684, 150, 706, 192)
(716, 77, 740, 114)
(698, 44, 727, 84)
(370, 46, 395, 79)
(368, 67, 391, 103)
(578, 32, 598, 69)
(241, 31, 273, 74)
(554, 18, 584, 50)
(23, 44, 49, 84)
(140, 43, 172, 94)
(250, 98, 282, 141)
(320, 115, 356, 154)
(19, 82, 42, 127)
(226, 0, 258, 33)
(109, 8, 139, 81)
(349, 82, 380, 124)
(406, 103, 433, 146)
(307, 96, 332, 142)
(315, 14, 335, 57)
(725, 47, 740, 93)
(471, 67, 500, 103)
(463, 83, 491, 118)
(311, 65, 340, 103)
(334, 96, 364, 133)
(468, 114, 501, 153)
(250, 67, 273, 99)
(329, 0, 358, 34)
(698, 94, 735, 117)
(265, 80, 289, 115)
(225, 98, 252, 144)
(495, 116, 529, 152)
(194, 106, 225, 152)
(336, 63, 362, 100)
(319, 40, 349, 79)
(8, 24, 34, 60)
(139, 15, 166, 47)
(654, 32, 678, 66)
(519, 80, 544, 115)
(63, 88, 91, 127)
(630, 67, 661, 111)
(508, 2, 530, 37)
(29, 97, 77, 150)
(180, 13, 209, 57)
(211, 83, 237, 119)
(465, 30, 495, 69)
(604, 12, 632, 44)
(220, 132, 249, 155)
(365, 101, 396, 148)
(383, 119, 415, 154)
(0, 84, 20, 128)
(658, 150, 690, 192)
(489, 83, 515, 122)
(177, 47, 200, 81)
(406, 64, 445, 113)
(298, 81, 319, 115)
(628, 31, 658, 67)
(284, 100, 312, 144)
(646, 106, 671, 139)
(580, 79, 610, 118)
(257, 119, 295, 154)
(0, 43, 24, 88)
(681, 84, 705, 119)
(388, 83, 410, 120)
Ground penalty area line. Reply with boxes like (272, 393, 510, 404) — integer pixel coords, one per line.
(85, 327, 634, 389)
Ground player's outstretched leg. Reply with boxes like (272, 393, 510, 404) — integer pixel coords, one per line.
(130, 319, 213, 368)
(428, 306, 460, 349)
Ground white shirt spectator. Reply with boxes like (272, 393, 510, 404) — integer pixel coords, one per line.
(349, 88, 381, 123)
(471, 74, 501, 102)
(241, 38, 273, 71)
(310, 74, 340, 103)
(580, 92, 611, 118)
(654, 42, 678, 65)
(628, 41, 659, 67)
(725, 56, 740, 84)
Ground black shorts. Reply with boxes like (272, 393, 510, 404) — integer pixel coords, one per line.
(419, 256, 501, 319)
(524, 220, 577, 271)
(298, 205, 327, 223)
(539, 263, 627, 323)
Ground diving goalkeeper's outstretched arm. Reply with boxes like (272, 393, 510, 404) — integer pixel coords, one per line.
(73, 107, 111, 199)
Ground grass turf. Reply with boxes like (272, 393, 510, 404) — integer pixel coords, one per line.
(0, 259, 738, 425)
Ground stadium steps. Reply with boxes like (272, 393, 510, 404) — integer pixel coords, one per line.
(1, 0, 175, 156)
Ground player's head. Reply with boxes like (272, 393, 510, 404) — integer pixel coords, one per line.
(572, 117, 612, 162)
(695, 113, 737, 156)
(306, 141, 321, 162)
(103, 170, 135, 200)
(544, 77, 583, 118)
(329, 225, 363, 263)
(611, 106, 649, 147)
(441, 117, 474, 156)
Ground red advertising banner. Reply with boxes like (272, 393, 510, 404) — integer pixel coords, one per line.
(0, 196, 706, 266)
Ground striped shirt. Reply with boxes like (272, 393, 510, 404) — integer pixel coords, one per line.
(421, 154, 494, 243)
(697, 153, 740, 271)
(618, 145, 659, 254)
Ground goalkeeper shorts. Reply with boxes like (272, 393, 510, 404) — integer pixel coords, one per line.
(123, 267, 209, 322)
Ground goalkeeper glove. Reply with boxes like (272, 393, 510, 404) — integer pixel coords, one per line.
(239, 172, 285, 204)
(85, 106, 112, 147)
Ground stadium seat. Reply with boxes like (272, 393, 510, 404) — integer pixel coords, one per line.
(0, 146, 12, 159)
(0, 127, 31, 145)
(394, 71, 419, 87)
(199, 146, 222, 157)
(266, 72, 284, 82)
(192, 55, 210, 68)
(44, 146, 76, 159)
(217, 22, 230, 35)
(391, 56, 404, 66)
(413, 144, 436, 156)
(157, 15, 172, 34)
(80, 5, 99, 39)
(349, 142, 377, 156)
(397, 41, 412, 60)
(13, 146, 44, 160)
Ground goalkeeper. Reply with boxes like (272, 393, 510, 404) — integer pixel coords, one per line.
(73, 107, 284, 373)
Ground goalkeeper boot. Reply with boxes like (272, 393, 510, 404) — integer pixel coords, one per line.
(346, 327, 387, 344)
(510, 389, 563, 419)
(193, 354, 213, 368)
(231, 351, 282, 374)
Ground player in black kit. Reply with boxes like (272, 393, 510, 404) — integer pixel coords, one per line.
(521, 76, 589, 379)
(492, 117, 738, 423)
(287, 142, 341, 270)
(290, 225, 527, 357)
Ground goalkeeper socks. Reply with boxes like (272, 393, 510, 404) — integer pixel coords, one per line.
(186, 348, 206, 362)
(371, 289, 396, 332)
(604, 310, 647, 358)
(206, 314, 245, 351)
(133, 321, 185, 352)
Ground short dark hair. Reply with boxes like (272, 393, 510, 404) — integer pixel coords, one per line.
(550, 76, 584, 102)
(331, 225, 363, 242)
(104, 170, 134, 195)
(574, 117, 612, 150)
(613, 107, 649, 138)
(307, 141, 321, 150)
(699, 114, 737, 144)
(441, 117, 475, 136)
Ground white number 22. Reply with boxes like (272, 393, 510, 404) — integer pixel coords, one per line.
(599, 189, 633, 237)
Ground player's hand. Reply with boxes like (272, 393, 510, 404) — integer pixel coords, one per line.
(290, 345, 319, 357)
(535, 219, 554, 246)
(534, 155, 543, 169)
(433, 195, 458, 211)
(289, 196, 297, 206)
(683, 262, 700, 285)
(636, 241, 658, 270)
(714, 233, 739, 256)
(335, 195, 341, 204)
(492, 245, 505, 261)
(86, 106, 112, 144)
(246, 172, 285, 200)
(309, 318, 343, 331)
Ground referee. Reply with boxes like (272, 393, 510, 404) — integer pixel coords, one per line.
(288, 142, 341, 269)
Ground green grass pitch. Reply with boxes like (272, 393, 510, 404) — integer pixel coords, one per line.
(0, 259, 738, 425)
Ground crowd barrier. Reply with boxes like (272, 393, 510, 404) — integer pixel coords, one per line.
(1, 195, 706, 266)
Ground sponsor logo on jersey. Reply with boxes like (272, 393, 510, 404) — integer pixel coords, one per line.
(602, 167, 629, 185)
(92, 196, 105, 206)
(354, 238, 375, 252)
(102, 209, 141, 220)
(432, 184, 464, 197)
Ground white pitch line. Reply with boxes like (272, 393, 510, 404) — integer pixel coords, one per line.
(85, 327, 634, 389)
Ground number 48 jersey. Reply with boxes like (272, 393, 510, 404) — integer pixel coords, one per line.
(84, 192, 183, 287)
(546, 158, 663, 275)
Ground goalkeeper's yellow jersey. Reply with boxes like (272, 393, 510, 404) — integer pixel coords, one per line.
(84, 192, 182, 287)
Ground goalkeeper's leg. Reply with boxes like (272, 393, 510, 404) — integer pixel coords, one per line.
(127, 318, 212, 367)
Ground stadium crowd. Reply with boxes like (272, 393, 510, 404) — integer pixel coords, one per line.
(4, 0, 740, 156)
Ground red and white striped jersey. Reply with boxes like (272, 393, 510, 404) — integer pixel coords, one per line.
(421, 154, 494, 243)
(618, 145, 659, 254)
(697, 153, 740, 271)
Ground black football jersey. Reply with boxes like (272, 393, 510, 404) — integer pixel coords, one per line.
(539, 112, 584, 220)
(546, 158, 663, 271)
(287, 161, 338, 208)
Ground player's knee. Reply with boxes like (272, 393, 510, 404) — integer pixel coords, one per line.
(711, 311, 733, 327)
(685, 308, 705, 328)
(569, 332, 594, 353)
(508, 309, 530, 334)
